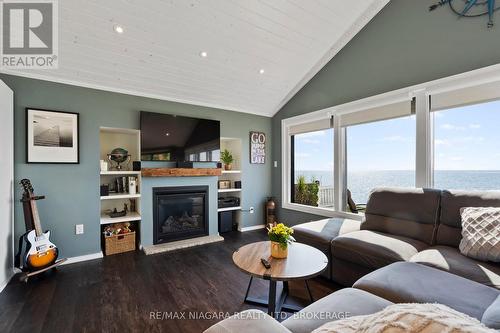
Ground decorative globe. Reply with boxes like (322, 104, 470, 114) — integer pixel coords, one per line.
(109, 148, 129, 163)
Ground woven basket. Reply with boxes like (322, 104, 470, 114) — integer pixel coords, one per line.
(105, 232, 136, 255)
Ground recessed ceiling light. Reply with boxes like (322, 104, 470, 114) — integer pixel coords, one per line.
(165, 132, 170, 136)
(259, 69, 265, 74)
(199, 51, 208, 58)
(113, 25, 125, 34)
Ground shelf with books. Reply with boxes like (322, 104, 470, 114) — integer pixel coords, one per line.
(99, 127, 141, 254)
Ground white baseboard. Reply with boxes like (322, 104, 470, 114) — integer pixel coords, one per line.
(0, 269, 15, 294)
(240, 224, 266, 232)
(62, 252, 104, 266)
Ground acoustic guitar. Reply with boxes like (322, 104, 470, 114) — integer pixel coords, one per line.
(20, 179, 59, 270)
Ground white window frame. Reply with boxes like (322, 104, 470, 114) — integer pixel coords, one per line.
(282, 64, 500, 219)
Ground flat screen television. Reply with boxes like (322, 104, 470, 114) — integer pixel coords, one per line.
(140, 111, 220, 162)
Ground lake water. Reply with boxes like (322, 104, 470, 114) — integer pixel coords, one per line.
(295, 170, 500, 204)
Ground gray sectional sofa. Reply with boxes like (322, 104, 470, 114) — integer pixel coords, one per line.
(206, 262, 500, 332)
(297, 188, 500, 288)
(204, 188, 500, 332)
(289, 262, 500, 332)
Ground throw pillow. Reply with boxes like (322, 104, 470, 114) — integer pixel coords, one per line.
(459, 207, 500, 262)
(312, 303, 495, 333)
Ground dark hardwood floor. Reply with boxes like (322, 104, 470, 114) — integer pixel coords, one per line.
(0, 230, 340, 333)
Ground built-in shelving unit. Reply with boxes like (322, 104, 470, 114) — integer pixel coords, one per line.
(218, 137, 243, 230)
(100, 171, 141, 176)
(100, 212, 141, 225)
(99, 127, 141, 252)
(217, 206, 242, 213)
(221, 170, 241, 174)
(100, 193, 141, 200)
(217, 188, 242, 193)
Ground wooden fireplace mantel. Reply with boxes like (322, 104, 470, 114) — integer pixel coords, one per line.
(141, 168, 222, 177)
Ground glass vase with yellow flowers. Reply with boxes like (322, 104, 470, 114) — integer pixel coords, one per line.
(268, 223, 295, 259)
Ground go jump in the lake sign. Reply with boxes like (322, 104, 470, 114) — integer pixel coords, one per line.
(250, 131, 266, 164)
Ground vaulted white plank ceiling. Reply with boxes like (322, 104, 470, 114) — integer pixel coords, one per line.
(4, 0, 389, 116)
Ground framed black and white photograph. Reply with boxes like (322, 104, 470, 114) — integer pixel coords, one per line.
(26, 108, 79, 164)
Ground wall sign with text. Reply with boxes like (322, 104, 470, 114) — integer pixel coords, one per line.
(250, 131, 266, 164)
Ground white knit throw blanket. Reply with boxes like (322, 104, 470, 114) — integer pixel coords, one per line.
(312, 303, 495, 333)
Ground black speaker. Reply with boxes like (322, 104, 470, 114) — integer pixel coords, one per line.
(218, 211, 233, 233)
(132, 161, 141, 171)
(234, 181, 241, 189)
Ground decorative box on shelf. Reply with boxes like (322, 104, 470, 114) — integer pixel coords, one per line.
(218, 180, 231, 189)
(104, 232, 136, 255)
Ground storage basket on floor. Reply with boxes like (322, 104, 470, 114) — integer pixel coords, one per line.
(105, 232, 136, 255)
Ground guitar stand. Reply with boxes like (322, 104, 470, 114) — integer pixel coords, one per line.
(21, 194, 45, 229)
(19, 258, 67, 283)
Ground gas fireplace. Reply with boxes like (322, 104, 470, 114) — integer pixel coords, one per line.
(153, 186, 209, 244)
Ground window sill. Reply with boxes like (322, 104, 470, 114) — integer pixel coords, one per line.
(282, 202, 363, 221)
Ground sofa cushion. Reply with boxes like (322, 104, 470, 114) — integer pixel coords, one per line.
(332, 230, 428, 270)
(293, 218, 360, 279)
(482, 294, 500, 330)
(437, 190, 500, 247)
(282, 288, 392, 333)
(203, 309, 292, 333)
(362, 188, 441, 244)
(353, 262, 500, 322)
(410, 245, 500, 289)
(293, 218, 360, 250)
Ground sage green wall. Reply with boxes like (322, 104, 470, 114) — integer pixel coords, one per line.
(272, 0, 500, 224)
(2, 74, 272, 258)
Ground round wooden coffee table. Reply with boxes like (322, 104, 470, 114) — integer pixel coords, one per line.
(233, 241, 328, 318)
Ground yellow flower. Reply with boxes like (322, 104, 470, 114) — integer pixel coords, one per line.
(269, 223, 293, 237)
(268, 222, 295, 245)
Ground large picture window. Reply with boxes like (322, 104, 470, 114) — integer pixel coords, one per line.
(344, 115, 416, 211)
(433, 100, 500, 190)
(282, 68, 500, 219)
(291, 128, 334, 208)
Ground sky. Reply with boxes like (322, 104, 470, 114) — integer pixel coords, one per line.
(294, 99, 500, 172)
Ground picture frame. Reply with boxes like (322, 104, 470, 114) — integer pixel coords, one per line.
(26, 108, 80, 164)
(249, 131, 266, 164)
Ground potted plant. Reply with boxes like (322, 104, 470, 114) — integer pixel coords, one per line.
(268, 223, 295, 259)
(220, 149, 234, 170)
